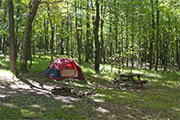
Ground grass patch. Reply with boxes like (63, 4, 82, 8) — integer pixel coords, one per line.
(0, 55, 180, 119)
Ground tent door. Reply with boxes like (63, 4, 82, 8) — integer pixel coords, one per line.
(60, 63, 78, 77)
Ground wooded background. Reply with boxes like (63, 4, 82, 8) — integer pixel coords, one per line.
(1, 0, 180, 73)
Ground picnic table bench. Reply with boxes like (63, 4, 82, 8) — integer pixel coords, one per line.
(114, 73, 148, 88)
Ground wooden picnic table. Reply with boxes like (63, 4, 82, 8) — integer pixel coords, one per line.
(116, 73, 147, 88)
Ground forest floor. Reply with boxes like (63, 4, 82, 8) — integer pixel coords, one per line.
(0, 55, 180, 120)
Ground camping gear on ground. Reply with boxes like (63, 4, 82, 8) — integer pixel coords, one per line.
(52, 87, 73, 96)
(40, 58, 85, 80)
(51, 86, 96, 97)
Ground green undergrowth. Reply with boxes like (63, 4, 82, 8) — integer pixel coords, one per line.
(0, 55, 180, 119)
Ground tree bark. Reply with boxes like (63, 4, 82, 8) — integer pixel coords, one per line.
(114, 0, 118, 54)
(2, 2, 8, 56)
(131, 12, 135, 68)
(125, 11, 129, 67)
(2, 37, 6, 56)
(149, 0, 155, 70)
(100, 0, 105, 63)
(0, 0, 2, 9)
(15, 0, 21, 60)
(70, 13, 74, 58)
(66, 21, 69, 56)
(94, 0, 100, 73)
(121, 19, 124, 66)
(75, 0, 81, 63)
(8, 0, 17, 73)
(47, 4, 54, 61)
(164, 16, 171, 70)
(20, 0, 41, 71)
(85, 0, 90, 62)
(60, 21, 64, 55)
(175, 18, 180, 70)
(0, 37, 2, 50)
(80, 2, 83, 59)
(155, 0, 160, 71)
(66, 1, 69, 56)
(44, 17, 49, 54)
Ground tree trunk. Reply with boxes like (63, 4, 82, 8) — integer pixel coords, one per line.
(0, 37, 2, 50)
(90, 0, 94, 60)
(121, 19, 124, 67)
(15, 0, 20, 60)
(114, 0, 118, 54)
(2, 37, 6, 56)
(75, 0, 81, 63)
(178, 39, 180, 70)
(32, 40, 35, 57)
(20, 0, 41, 71)
(44, 17, 49, 54)
(175, 18, 180, 70)
(94, 0, 100, 73)
(66, 1, 69, 56)
(60, 21, 64, 55)
(155, 0, 160, 71)
(27, 37, 32, 68)
(163, 35, 168, 71)
(131, 12, 135, 68)
(8, 0, 17, 73)
(85, 0, 90, 62)
(80, 2, 83, 57)
(70, 13, 74, 58)
(125, 12, 129, 67)
(149, 0, 155, 70)
(164, 16, 171, 70)
(2, 1, 8, 57)
(100, 0, 105, 63)
(47, 4, 54, 61)
(0, 0, 2, 9)
(66, 21, 69, 56)
(109, 21, 113, 58)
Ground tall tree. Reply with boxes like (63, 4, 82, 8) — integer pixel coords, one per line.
(155, 0, 160, 71)
(175, 17, 180, 70)
(44, 17, 49, 54)
(100, 0, 105, 63)
(47, 4, 54, 61)
(60, 21, 65, 55)
(94, 0, 100, 73)
(114, 0, 118, 54)
(149, 0, 155, 70)
(66, 0, 69, 56)
(75, 0, 81, 63)
(20, 0, 41, 71)
(131, 12, 135, 68)
(0, 0, 2, 9)
(8, 0, 17, 73)
(85, 0, 90, 62)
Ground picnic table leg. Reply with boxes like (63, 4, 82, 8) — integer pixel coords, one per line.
(117, 76, 122, 88)
(137, 75, 141, 81)
(137, 75, 143, 88)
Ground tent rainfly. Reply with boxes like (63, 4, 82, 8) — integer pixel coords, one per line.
(40, 58, 85, 80)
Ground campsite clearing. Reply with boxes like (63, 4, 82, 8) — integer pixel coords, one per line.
(0, 56, 180, 120)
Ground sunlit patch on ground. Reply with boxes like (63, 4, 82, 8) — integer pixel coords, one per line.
(92, 98, 105, 103)
(0, 69, 79, 104)
(1, 103, 17, 108)
(95, 106, 109, 113)
(0, 70, 17, 81)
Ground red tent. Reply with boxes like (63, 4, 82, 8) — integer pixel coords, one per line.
(40, 58, 85, 80)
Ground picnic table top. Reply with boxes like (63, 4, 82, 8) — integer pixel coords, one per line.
(119, 73, 142, 77)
